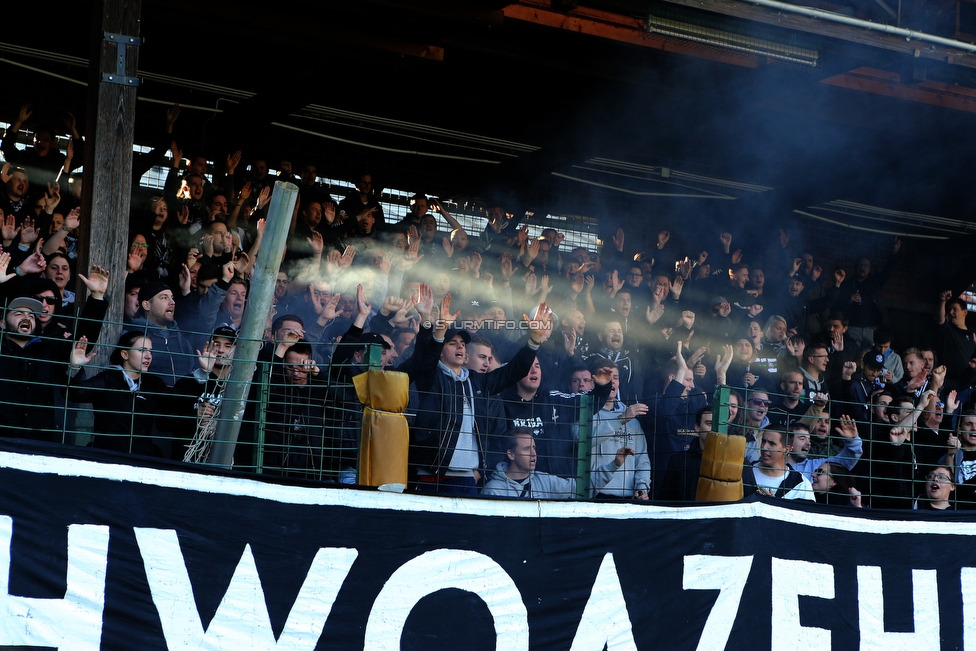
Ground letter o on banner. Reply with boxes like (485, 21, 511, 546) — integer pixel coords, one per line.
(364, 548, 529, 650)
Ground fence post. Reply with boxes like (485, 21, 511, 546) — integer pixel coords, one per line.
(253, 361, 271, 474)
(208, 181, 298, 468)
(712, 385, 731, 434)
(576, 394, 594, 499)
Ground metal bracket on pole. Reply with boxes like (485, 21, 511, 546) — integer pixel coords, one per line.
(102, 32, 142, 86)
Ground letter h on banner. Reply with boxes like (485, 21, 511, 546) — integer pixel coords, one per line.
(0, 515, 110, 651)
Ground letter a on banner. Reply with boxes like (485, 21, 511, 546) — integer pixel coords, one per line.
(857, 566, 940, 651)
(135, 528, 357, 650)
(0, 516, 110, 651)
(364, 548, 529, 651)
(569, 553, 639, 651)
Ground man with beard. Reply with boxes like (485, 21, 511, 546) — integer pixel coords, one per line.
(0, 297, 76, 439)
(132, 278, 228, 386)
(592, 319, 643, 399)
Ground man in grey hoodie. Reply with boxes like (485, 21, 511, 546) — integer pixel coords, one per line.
(482, 429, 633, 499)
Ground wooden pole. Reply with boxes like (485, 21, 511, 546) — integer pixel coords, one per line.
(78, 0, 141, 359)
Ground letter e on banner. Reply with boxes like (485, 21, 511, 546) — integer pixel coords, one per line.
(683, 554, 754, 651)
(0, 515, 110, 651)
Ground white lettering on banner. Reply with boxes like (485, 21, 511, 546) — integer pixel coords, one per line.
(134, 528, 357, 650)
(569, 553, 639, 651)
(857, 566, 940, 651)
(363, 548, 528, 650)
(961, 567, 976, 651)
(770, 558, 834, 650)
(683, 554, 754, 651)
(0, 515, 109, 651)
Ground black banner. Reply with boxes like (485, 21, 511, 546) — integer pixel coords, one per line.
(0, 439, 975, 650)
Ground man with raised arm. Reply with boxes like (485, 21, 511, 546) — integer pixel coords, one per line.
(399, 285, 554, 494)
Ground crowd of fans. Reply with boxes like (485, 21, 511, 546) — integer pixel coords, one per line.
(1, 101, 974, 510)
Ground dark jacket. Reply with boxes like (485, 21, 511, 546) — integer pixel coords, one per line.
(66, 368, 169, 456)
(399, 326, 537, 474)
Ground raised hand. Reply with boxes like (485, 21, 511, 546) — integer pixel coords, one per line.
(719, 232, 732, 252)
(323, 201, 336, 224)
(524, 272, 538, 296)
(610, 269, 624, 293)
(16, 103, 33, 125)
(623, 402, 649, 422)
(835, 269, 846, 286)
(20, 250, 47, 274)
(175, 204, 189, 226)
(932, 364, 947, 388)
(468, 250, 482, 274)
(44, 182, 61, 214)
(337, 245, 356, 269)
(940, 289, 953, 302)
(730, 249, 742, 265)
(646, 303, 665, 325)
(947, 389, 959, 414)
(19, 217, 38, 245)
(612, 228, 625, 252)
(197, 341, 217, 374)
(657, 230, 670, 248)
(688, 345, 708, 367)
(571, 273, 585, 295)
(811, 265, 822, 282)
(77, 265, 110, 299)
(402, 239, 423, 269)
(0, 252, 16, 283)
(165, 103, 181, 131)
(525, 302, 554, 344)
(416, 283, 434, 323)
(238, 181, 252, 204)
(226, 150, 242, 175)
(256, 185, 271, 210)
(500, 253, 514, 279)
(441, 236, 454, 257)
(842, 360, 856, 381)
(779, 229, 789, 248)
(70, 337, 98, 369)
(1, 213, 21, 243)
(178, 263, 191, 296)
(306, 230, 324, 256)
(64, 206, 81, 231)
(834, 415, 858, 439)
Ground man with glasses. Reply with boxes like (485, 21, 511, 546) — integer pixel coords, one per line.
(799, 343, 831, 401)
(915, 467, 954, 510)
(742, 390, 772, 465)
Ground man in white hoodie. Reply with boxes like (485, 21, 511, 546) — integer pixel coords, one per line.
(482, 429, 632, 499)
(590, 360, 651, 500)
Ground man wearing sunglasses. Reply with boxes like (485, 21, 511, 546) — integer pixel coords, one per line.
(742, 390, 772, 465)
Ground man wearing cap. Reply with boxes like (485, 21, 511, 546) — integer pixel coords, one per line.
(0, 296, 82, 439)
(398, 284, 554, 494)
(131, 280, 216, 386)
(168, 324, 238, 462)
